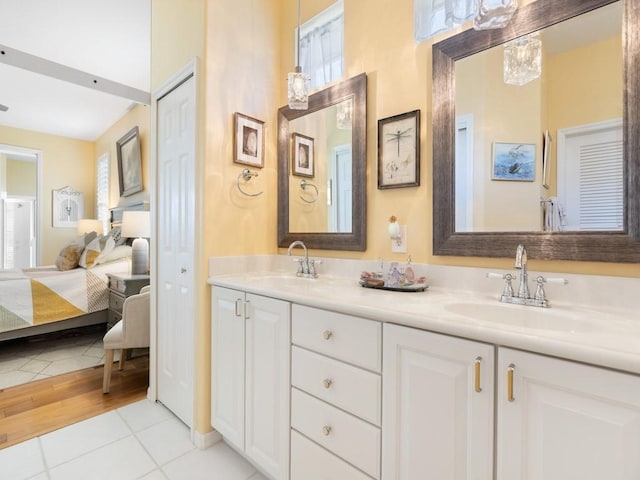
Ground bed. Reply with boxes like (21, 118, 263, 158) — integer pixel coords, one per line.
(0, 204, 146, 342)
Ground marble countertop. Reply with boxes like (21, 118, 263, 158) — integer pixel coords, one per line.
(208, 272, 640, 375)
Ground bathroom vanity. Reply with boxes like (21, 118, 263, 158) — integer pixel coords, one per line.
(209, 266, 640, 480)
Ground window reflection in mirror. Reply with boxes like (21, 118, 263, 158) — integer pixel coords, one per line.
(288, 99, 353, 233)
(453, 2, 622, 233)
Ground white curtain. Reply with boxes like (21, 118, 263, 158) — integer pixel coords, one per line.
(299, 14, 343, 90)
(414, 0, 474, 42)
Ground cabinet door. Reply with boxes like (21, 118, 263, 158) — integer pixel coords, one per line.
(245, 293, 290, 480)
(211, 286, 245, 450)
(498, 348, 640, 480)
(382, 324, 494, 480)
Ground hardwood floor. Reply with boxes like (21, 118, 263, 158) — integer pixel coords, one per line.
(0, 354, 149, 450)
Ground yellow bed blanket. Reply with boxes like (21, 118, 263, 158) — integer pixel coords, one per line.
(0, 259, 129, 335)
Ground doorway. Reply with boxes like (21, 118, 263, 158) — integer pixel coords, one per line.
(0, 145, 41, 268)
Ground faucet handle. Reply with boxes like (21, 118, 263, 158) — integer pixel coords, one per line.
(534, 275, 568, 303)
(292, 257, 304, 276)
(308, 259, 322, 278)
(487, 272, 514, 298)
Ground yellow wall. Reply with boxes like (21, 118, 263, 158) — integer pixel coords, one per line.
(6, 159, 37, 196)
(152, 0, 635, 438)
(94, 105, 151, 209)
(0, 125, 95, 264)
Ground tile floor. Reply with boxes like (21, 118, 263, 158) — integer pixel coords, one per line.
(0, 398, 267, 480)
(0, 326, 107, 389)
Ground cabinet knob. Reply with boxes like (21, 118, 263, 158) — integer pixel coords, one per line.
(322, 330, 333, 340)
(322, 378, 332, 389)
(322, 425, 332, 436)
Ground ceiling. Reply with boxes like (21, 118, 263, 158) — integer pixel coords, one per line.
(0, 0, 150, 142)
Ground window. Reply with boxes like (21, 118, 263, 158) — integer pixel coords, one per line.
(298, 0, 344, 90)
(96, 153, 109, 234)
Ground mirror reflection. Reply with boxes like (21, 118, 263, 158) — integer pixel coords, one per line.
(288, 99, 353, 233)
(278, 73, 366, 251)
(454, 2, 622, 233)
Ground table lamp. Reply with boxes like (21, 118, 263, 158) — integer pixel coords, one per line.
(121, 211, 150, 275)
(77, 218, 104, 236)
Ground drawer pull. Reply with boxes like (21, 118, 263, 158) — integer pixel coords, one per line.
(322, 425, 332, 436)
(322, 330, 333, 340)
(234, 299, 243, 317)
(322, 378, 332, 389)
(474, 356, 482, 393)
(507, 363, 515, 402)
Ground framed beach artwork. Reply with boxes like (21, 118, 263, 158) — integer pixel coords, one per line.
(492, 142, 536, 181)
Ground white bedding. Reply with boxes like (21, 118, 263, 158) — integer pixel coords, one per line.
(0, 259, 129, 335)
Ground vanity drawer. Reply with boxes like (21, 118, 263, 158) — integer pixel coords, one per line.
(292, 346, 381, 426)
(291, 388, 380, 480)
(291, 430, 373, 480)
(292, 304, 381, 371)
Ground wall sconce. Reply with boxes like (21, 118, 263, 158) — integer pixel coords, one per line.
(388, 216, 407, 253)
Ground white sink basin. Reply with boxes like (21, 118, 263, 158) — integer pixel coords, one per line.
(444, 302, 594, 332)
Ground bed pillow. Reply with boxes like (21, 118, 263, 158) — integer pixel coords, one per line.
(95, 245, 132, 265)
(79, 235, 116, 269)
(55, 243, 85, 271)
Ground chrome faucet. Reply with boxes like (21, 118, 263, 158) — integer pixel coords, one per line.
(287, 240, 320, 278)
(514, 243, 530, 299)
(487, 243, 567, 308)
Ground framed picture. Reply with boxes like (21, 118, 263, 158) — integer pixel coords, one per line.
(117, 126, 143, 197)
(378, 110, 420, 189)
(234, 113, 264, 167)
(492, 142, 536, 181)
(292, 132, 314, 177)
(52, 186, 83, 228)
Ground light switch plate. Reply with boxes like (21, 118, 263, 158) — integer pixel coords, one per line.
(391, 225, 407, 253)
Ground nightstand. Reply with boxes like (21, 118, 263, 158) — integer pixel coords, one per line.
(106, 273, 150, 329)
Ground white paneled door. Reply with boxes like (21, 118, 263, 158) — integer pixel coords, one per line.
(156, 74, 196, 426)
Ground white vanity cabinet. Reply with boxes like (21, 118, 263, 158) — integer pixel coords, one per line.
(497, 348, 640, 480)
(290, 304, 382, 480)
(211, 286, 290, 480)
(382, 323, 495, 480)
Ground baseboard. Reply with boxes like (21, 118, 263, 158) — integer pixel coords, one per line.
(192, 428, 223, 449)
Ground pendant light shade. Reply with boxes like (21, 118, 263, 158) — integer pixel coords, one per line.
(504, 34, 542, 86)
(288, 0, 309, 110)
(473, 0, 518, 30)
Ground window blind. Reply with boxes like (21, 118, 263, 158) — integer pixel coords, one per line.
(96, 153, 109, 233)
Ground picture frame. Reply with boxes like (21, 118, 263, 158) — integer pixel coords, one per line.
(492, 142, 536, 181)
(292, 132, 314, 177)
(117, 126, 143, 197)
(234, 112, 264, 168)
(378, 110, 420, 189)
(52, 186, 83, 228)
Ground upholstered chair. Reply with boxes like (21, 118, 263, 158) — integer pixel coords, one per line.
(102, 285, 150, 393)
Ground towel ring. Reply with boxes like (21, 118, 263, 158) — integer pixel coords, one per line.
(299, 179, 318, 203)
(237, 169, 263, 197)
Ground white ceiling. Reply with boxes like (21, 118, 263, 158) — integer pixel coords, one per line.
(0, 0, 150, 141)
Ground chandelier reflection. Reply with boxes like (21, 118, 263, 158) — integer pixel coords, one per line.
(503, 34, 542, 86)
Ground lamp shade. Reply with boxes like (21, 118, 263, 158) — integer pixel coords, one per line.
(77, 218, 103, 236)
(121, 211, 150, 239)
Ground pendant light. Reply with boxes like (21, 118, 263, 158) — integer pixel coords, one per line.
(503, 34, 542, 86)
(288, 0, 310, 110)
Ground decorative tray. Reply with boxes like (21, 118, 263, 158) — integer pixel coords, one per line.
(359, 279, 429, 292)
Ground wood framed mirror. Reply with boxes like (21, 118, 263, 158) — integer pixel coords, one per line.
(278, 73, 367, 251)
(432, 0, 640, 262)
